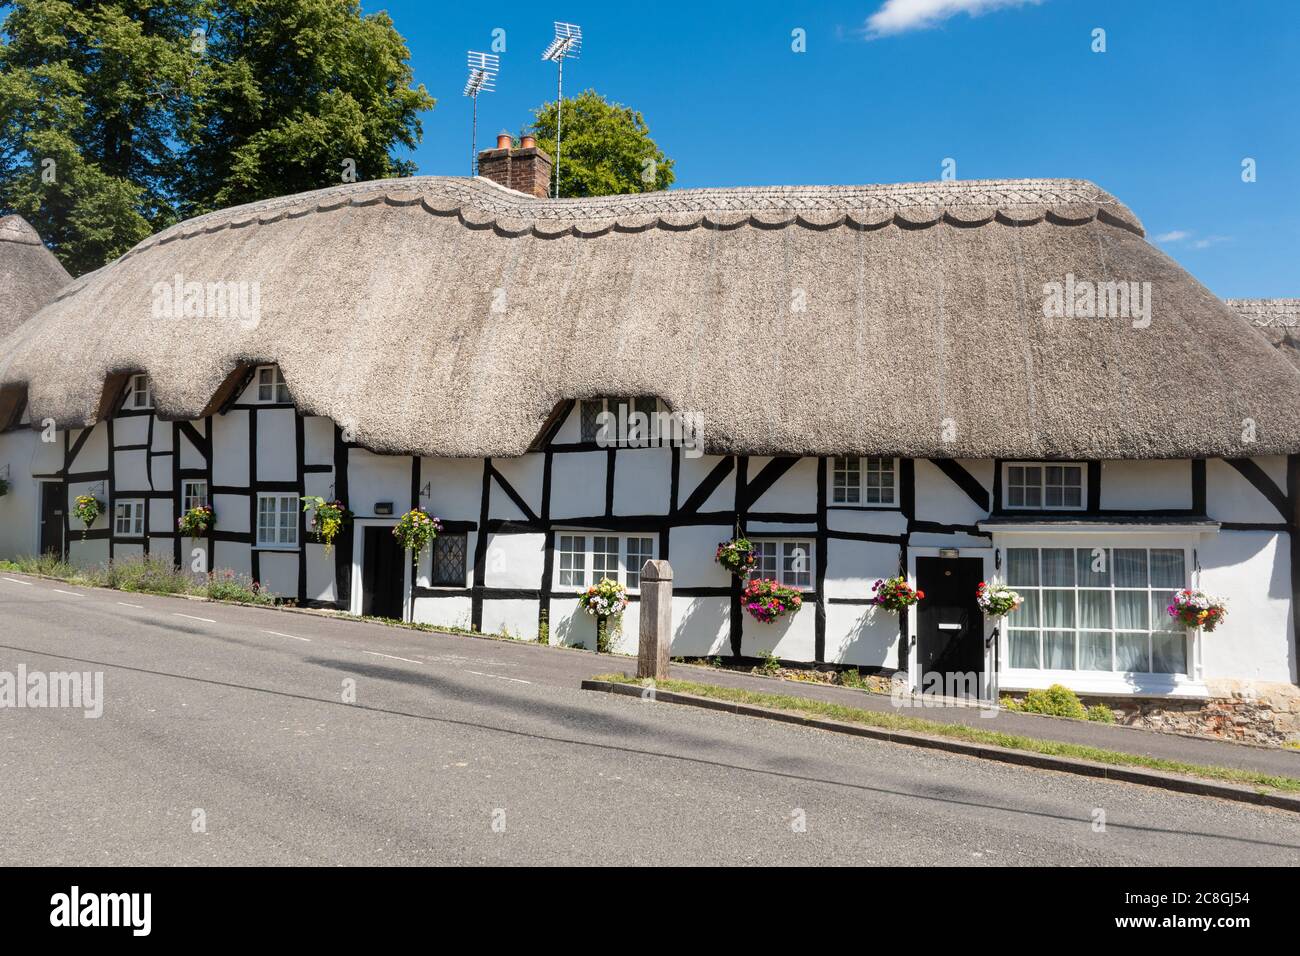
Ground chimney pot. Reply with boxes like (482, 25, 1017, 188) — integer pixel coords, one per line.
(477, 127, 553, 199)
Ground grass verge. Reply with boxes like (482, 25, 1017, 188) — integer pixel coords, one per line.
(0, 554, 273, 605)
(594, 673, 1300, 794)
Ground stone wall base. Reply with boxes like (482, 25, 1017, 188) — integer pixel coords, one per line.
(1084, 681, 1300, 748)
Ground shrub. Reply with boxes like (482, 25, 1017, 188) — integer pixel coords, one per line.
(203, 569, 274, 605)
(840, 667, 868, 690)
(755, 649, 781, 676)
(1086, 703, 1117, 724)
(1003, 684, 1087, 720)
(105, 555, 193, 594)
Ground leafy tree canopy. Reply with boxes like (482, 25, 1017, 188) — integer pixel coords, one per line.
(528, 89, 674, 198)
(0, 0, 433, 274)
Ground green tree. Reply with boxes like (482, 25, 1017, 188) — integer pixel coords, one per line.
(0, 0, 434, 274)
(0, 0, 207, 274)
(528, 89, 674, 198)
(180, 0, 433, 215)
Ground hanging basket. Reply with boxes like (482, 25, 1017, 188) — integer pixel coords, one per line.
(302, 496, 351, 553)
(715, 537, 758, 576)
(177, 504, 215, 537)
(742, 578, 802, 623)
(871, 576, 923, 613)
(976, 580, 1022, 618)
(1168, 589, 1227, 632)
(393, 508, 442, 555)
(73, 495, 102, 537)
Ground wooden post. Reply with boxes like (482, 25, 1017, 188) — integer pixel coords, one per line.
(637, 559, 673, 679)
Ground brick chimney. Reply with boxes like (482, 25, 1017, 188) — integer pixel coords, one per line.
(477, 131, 553, 199)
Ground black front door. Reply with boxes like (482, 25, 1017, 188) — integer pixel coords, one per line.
(39, 482, 64, 558)
(361, 526, 406, 619)
(916, 556, 984, 697)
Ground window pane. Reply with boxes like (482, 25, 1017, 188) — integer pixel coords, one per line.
(753, 541, 777, 578)
(1041, 589, 1075, 629)
(1076, 547, 1110, 586)
(1024, 485, 1042, 508)
(433, 534, 467, 586)
(1149, 549, 1185, 589)
(1043, 632, 1074, 670)
(1062, 485, 1082, 507)
(1115, 633, 1149, 672)
(1008, 485, 1024, 507)
(1115, 591, 1148, 630)
(579, 400, 603, 443)
(782, 542, 812, 587)
(1114, 549, 1147, 587)
(1078, 590, 1112, 629)
(1046, 466, 1062, 485)
(1017, 589, 1040, 628)
(1009, 630, 1039, 669)
(1079, 632, 1112, 671)
(1063, 466, 1082, 485)
(592, 535, 619, 580)
(1045, 485, 1062, 507)
(1151, 592, 1180, 631)
(1151, 632, 1187, 674)
(1041, 549, 1075, 586)
(1006, 549, 1038, 587)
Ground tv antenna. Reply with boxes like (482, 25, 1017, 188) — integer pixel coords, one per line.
(541, 22, 581, 198)
(463, 50, 500, 175)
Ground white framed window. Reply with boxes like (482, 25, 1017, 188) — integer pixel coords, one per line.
(256, 365, 291, 404)
(124, 374, 153, 410)
(832, 456, 896, 506)
(558, 534, 587, 587)
(750, 538, 814, 588)
(113, 499, 145, 537)
(256, 493, 299, 548)
(1004, 463, 1085, 510)
(555, 533, 657, 590)
(182, 480, 208, 512)
(1005, 546, 1188, 676)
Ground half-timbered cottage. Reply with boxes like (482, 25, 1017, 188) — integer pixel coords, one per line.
(2, 150, 1299, 726)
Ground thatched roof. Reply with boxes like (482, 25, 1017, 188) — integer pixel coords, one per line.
(0, 215, 71, 341)
(3, 175, 1299, 458)
(1227, 298, 1300, 370)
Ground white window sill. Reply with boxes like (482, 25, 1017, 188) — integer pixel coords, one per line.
(1000, 670, 1209, 699)
(254, 545, 300, 552)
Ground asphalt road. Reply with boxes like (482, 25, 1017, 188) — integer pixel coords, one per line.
(1, 574, 1298, 866)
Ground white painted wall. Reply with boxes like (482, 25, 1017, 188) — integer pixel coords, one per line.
(0, 429, 41, 556)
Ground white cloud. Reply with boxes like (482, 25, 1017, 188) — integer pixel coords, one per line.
(1153, 230, 1232, 250)
(865, 0, 1043, 37)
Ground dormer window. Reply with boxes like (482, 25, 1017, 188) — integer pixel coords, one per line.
(578, 397, 658, 444)
(256, 365, 290, 404)
(124, 374, 153, 410)
(1004, 463, 1086, 510)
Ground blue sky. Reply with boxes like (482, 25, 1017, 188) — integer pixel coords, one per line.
(369, 0, 1297, 297)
